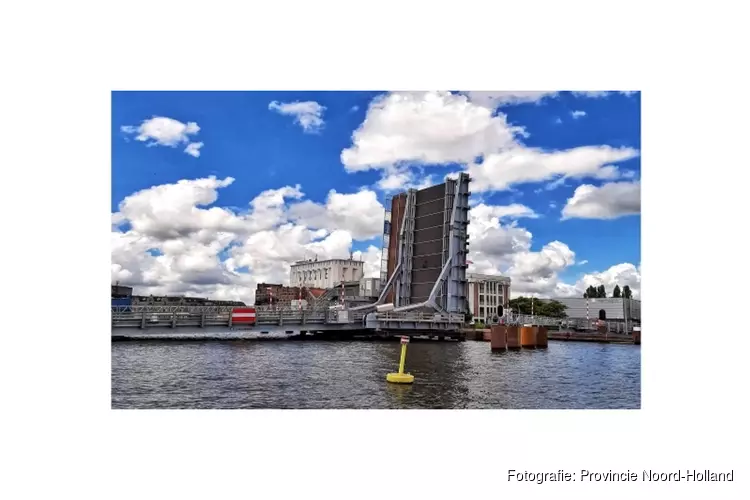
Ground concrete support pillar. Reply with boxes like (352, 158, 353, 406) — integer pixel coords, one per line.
(171, 313, 176, 329)
(140, 312, 146, 330)
(200, 313, 205, 328)
(228, 313, 233, 327)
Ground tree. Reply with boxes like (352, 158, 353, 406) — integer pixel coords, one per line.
(612, 284, 621, 298)
(509, 297, 567, 318)
(622, 285, 632, 299)
(584, 285, 598, 299)
(597, 285, 606, 298)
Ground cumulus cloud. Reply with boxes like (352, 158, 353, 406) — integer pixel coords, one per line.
(570, 263, 641, 299)
(121, 116, 204, 156)
(287, 189, 385, 240)
(341, 91, 526, 170)
(112, 179, 640, 304)
(465, 201, 640, 299)
(269, 100, 326, 133)
(340, 91, 639, 193)
(467, 145, 639, 192)
(112, 177, 384, 304)
(562, 181, 641, 220)
(571, 110, 586, 119)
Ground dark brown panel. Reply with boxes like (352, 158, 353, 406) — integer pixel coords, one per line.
(413, 211, 445, 231)
(413, 240, 443, 257)
(415, 183, 446, 203)
(410, 283, 434, 301)
(412, 253, 443, 270)
(414, 225, 444, 243)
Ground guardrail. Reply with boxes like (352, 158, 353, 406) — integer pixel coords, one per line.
(376, 311, 465, 324)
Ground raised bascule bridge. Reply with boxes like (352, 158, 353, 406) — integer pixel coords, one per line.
(111, 173, 473, 340)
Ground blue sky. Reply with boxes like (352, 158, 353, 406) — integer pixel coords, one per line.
(111, 90, 641, 302)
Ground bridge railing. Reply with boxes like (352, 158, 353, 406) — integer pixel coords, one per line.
(375, 311, 465, 324)
(499, 313, 641, 333)
(111, 305, 235, 314)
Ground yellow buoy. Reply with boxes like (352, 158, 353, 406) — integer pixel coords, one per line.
(387, 336, 415, 384)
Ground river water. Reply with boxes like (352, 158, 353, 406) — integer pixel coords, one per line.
(111, 339, 640, 409)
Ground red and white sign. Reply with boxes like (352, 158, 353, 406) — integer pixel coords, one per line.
(400, 336, 410, 344)
(232, 307, 256, 323)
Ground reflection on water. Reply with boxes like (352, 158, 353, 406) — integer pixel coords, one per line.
(112, 340, 640, 409)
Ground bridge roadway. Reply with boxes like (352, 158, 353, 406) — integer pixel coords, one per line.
(111, 306, 638, 339)
(111, 305, 466, 338)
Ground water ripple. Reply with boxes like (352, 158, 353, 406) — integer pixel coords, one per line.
(112, 340, 640, 409)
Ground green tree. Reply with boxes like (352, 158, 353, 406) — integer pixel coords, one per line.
(612, 284, 621, 298)
(509, 297, 567, 318)
(584, 285, 597, 298)
(622, 285, 632, 299)
(597, 285, 606, 298)
(538, 300, 568, 318)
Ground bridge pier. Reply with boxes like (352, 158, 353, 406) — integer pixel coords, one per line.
(200, 313, 205, 328)
(171, 313, 176, 329)
(140, 312, 146, 330)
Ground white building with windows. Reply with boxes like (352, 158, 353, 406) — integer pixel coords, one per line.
(290, 257, 364, 290)
(467, 272, 511, 323)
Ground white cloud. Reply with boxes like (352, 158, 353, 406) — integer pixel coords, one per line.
(112, 177, 385, 304)
(341, 91, 640, 194)
(287, 189, 385, 240)
(121, 116, 203, 156)
(112, 180, 639, 304)
(577, 260, 589, 266)
(572, 91, 609, 98)
(268, 100, 326, 133)
(562, 181, 641, 220)
(341, 91, 526, 171)
(464, 91, 559, 108)
(465, 202, 640, 299)
(465, 91, 634, 108)
(353, 245, 383, 278)
(572, 263, 641, 299)
(467, 145, 639, 192)
(184, 142, 204, 157)
(571, 110, 586, 119)
(375, 166, 436, 193)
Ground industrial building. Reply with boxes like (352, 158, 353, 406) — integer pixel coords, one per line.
(550, 297, 641, 322)
(467, 272, 511, 323)
(254, 282, 325, 307)
(289, 256, 364, 289)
